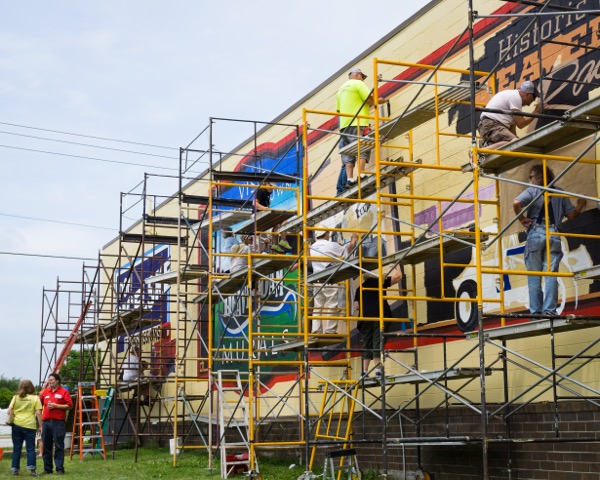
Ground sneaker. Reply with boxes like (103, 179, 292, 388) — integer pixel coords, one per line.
(270, 244, 285, 253)
(359, 174, 369, 180)
(278, 240, 293, 252)
(12, 471, 19, 477)
(374, 369, 382, 378)
(346, 177, 357, 186)
(56, 472, 64, 476)
(30, 473, 39, 478)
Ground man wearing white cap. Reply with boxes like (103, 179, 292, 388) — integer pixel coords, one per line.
(336, 67, 386, 195)
(478, 80, 541, 150)
(310, 228, 358, 334)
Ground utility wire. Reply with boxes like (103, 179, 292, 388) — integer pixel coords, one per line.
(0, 251, 96, 261)
(0, 129, 178, 160)
(0, 120, 177, 150)
(0, 144, 178, 171)
(0, 212, 117, 231)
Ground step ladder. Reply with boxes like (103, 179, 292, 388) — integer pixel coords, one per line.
(322, 448, 361, 480)
(309, 379, 359, 472)
(213, 370, 255, 479)
(70, 382, 106, 461)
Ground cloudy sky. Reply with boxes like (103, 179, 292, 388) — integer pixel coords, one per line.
(0, 1, 432, 383)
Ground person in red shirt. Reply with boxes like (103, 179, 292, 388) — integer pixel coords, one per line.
(39, 373, 73, 475)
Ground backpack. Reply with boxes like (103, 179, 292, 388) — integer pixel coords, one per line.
(361, 235, 387, 258)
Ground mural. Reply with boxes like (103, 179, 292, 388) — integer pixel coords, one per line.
(116, 245, 172, 361)
(211, 132, 303, 383)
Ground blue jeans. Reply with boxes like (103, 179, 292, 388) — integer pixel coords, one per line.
(336, 164, 348, 194)
(42, 419, 66, 473)
(524, 225, 563, 315)
(11, 424, 37, 473)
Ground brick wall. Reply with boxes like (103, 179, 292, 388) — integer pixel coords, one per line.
(351, 400, 600, 479)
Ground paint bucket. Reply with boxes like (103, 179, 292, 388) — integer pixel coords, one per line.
(169, 437, 182, 456)
(64, 433, 73, 449)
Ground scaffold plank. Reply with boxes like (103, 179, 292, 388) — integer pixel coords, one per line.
(181, 194, 254, 209)
(194, 210, 253, 230)
(465, 317, 600, 341)
(308, 257, 379, 284)
(77, 308, 158, 343)
(574, 264, 600, 280)
(144, 264, 208, 285)
(143, 214, 196, 226)
(270, 337, 342, 354)
(392, 232, 487, 265)
(360, 367, 491, 387)
(211, 170, 297, 183)
(121, 233, 188, 246)
(307, 232, 485, 284)
(280, 163, 415, 234)
(234, 210, 297, 235)
(192, 255, 296, 304)
(480, 95, 600, 174)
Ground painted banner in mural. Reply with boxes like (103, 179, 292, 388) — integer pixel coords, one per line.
(210, 130, 302, 382)
(219, 134, 302, 211)
(212, 268, 300, 383)
(115, 245, 172, 363)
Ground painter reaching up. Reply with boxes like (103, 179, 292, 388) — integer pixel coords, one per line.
(478, 80, 541, 151)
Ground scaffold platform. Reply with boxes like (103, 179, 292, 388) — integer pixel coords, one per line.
(340, 82, 479, 156)
(466, 316, 600, 341)
(480, 95, 600, 174)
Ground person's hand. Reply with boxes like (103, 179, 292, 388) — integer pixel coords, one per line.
(351, 233, 358, 242)
(521, 217, 533, 229)
(576, 197, 586, 211)
(533, 103, 542, 114)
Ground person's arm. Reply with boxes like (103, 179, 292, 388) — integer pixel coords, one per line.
(254, 197, 270, 211)
(389, 265, 403, 285)
(344, 233, 358, 254)
(35, 409, 43, 431)
(366, 95, 387, 108)
(566, 197, 586, 221)
(513, 199, 533, 229)
(513, 103, 541, 129)
(353, 285, 360, 315)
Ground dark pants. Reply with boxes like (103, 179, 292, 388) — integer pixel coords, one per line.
(42, 419, 66, 473)
(358, 322, 381, 360)
(11, 424, 37, 473)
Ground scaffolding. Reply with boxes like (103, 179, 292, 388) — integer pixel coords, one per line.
(39, 1, 600, 478)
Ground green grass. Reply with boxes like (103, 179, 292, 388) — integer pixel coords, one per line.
(49, 447, 307, 479)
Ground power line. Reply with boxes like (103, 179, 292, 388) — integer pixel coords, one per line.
(0, 212, 117, 231)
(0, 251, 96, 261)
(0, 144, 179, 171)
(0, 120, 177, 151)
(0, 129, 178, 160)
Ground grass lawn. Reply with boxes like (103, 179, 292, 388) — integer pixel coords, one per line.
(16, 447, 308, 479)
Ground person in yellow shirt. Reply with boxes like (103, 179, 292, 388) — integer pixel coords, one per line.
(336, 67, 386, 194)
(8, 379, 43, 476)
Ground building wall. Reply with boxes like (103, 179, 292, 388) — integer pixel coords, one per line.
(97, 0, 600, 439)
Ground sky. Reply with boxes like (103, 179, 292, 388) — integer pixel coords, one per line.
(0, 0, 432, 383)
